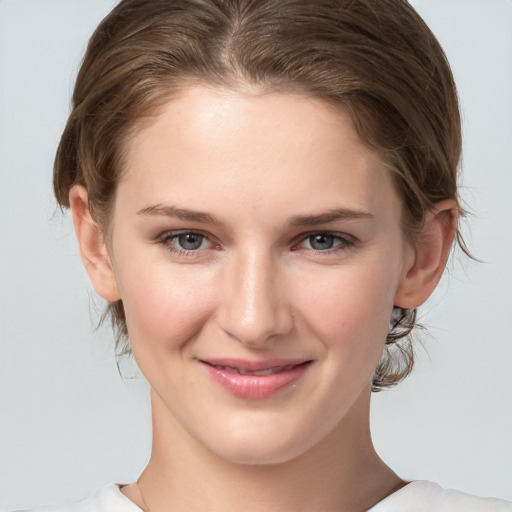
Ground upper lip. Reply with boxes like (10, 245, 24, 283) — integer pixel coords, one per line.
(199, 358, 312, 372)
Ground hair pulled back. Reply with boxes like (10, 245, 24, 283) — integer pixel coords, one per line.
(54, 0, 463, 390)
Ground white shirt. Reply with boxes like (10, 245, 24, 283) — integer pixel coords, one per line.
(22, 481, 512, 511)
(368, 481, 512, 511)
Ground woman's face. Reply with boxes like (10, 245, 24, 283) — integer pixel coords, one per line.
(107, 86, 414, 464)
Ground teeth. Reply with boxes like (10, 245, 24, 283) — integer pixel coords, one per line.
(241, 368, 274, 376)
(213, 364, 297, 375)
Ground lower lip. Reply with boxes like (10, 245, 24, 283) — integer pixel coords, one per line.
(201, 362, 312, 400)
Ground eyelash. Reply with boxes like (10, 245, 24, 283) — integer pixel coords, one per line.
(157, 230, 218, 257)
(292, 231, 355, 254)
(156, 230, 355, 257)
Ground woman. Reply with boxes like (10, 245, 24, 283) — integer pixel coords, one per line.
(9, 0, 511, 510)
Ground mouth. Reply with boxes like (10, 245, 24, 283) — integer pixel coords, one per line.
(206, 362, 308, 376)
(199, 358, 313, 400)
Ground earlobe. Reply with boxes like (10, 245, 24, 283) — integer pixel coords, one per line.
(394, 199, 457, 309)
(69, 186, 121, 302)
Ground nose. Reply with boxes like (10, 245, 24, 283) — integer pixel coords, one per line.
(217, 252, 294, 347)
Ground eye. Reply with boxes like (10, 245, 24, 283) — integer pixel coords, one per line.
(295, 232, 354, 253)
(305, 234, 338, 251)
(175, 232, 206, 251)
(158, 230, 215, 254)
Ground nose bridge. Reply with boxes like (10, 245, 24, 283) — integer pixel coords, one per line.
(219, 248, 293, 346)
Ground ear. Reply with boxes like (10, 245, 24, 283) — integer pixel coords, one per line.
(69, 186, 121, 302)
(394, 199, 457, 308)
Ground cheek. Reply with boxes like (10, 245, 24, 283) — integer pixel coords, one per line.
(293, 262, 397, 360)
(115, 259, 216, 355)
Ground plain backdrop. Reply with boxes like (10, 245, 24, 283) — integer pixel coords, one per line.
(1, 0, 511, 509)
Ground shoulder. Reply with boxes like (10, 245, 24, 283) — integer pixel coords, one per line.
(369, 481, 512, 512)
(15, 484, 142, 512)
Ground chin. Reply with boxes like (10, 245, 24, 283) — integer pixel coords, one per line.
(204, 419, 322, 467)
(215, 441, 306, 466)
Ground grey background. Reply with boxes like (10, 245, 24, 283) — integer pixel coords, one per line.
(1, 0, 511, 509)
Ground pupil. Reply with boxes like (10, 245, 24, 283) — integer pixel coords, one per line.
(178, 233, 203, 250)
(310, 234, 334, 250)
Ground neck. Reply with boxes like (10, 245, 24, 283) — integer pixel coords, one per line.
(131, 389, 403, 512)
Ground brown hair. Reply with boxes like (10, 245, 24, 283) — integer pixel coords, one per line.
(54, 0, 463, 391)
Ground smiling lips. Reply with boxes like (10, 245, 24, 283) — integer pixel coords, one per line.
(200, 358, 312, 400)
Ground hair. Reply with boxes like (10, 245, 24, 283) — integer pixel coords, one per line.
(54, 0, 463, 391)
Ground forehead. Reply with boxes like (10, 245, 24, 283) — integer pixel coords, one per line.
(119, 86, 401, 224)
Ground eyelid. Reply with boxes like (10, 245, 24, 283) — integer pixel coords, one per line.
(291, 230, 356, 252)
(156, 229, 220, 255)
(154, 229, 355, 256)
(159, 229, 209, 241)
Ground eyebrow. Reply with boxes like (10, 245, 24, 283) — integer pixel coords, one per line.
(137, 204, 374, 227)
(136, 204, 224, 225)
(288, 208, 374, 227)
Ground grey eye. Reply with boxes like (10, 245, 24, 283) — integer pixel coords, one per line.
(308, 234, 335, 250)
(177, 233, 204, 250)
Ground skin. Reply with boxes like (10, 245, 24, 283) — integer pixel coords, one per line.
(71, 86, 456, 511)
